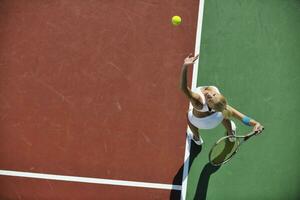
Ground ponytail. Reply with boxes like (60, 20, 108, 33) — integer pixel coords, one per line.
(222, 105, 233, 119)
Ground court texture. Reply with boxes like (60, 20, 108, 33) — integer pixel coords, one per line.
(0, 0, 299, 199)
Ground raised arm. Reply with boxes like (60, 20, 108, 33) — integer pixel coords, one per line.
(228, 105, 264, 133)
(180, 53, 202, 103)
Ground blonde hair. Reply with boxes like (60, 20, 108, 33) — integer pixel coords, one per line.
(222, 105, 233, 119)
(213, 94, 233, 119)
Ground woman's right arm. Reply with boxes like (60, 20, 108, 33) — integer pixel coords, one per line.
(180, 64, 194, 98)
(180, 54, 203, 103)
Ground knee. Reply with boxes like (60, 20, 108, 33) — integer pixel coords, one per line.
(222, 118, 230, 122)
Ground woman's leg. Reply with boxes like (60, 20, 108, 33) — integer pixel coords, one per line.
(222, 118, 235, 136)
(187, 113, 200, 141)
(186, 110, 205, 145)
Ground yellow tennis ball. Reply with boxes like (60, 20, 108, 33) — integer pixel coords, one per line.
(171, 16, 182, 26)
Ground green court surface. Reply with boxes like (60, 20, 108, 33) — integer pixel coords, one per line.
(187, 0, 300, 199)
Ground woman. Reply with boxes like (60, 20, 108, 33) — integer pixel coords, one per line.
(180, 53, 264, 145)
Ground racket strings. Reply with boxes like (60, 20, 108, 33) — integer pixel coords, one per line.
(209, 138, 239, 165)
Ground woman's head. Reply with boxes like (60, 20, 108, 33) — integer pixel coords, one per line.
(203, 87, 232, 118)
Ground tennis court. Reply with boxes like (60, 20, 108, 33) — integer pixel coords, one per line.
(0, 0, 299, 199)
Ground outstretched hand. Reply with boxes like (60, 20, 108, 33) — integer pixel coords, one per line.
(183, 53, 199, 66)
(253, 123, 264, 135)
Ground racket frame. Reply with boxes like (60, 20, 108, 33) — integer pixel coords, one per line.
(208, 131, 258, 166)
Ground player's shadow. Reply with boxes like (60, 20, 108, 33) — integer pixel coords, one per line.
(169, 142, 202, 200)
(193, 163, 220, 200)
(169, 143, 221, 200)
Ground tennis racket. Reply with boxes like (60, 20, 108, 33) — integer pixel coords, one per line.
(209, 128, 264, 166)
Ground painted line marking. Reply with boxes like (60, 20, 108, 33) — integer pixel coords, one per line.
(181, 0, 206, 199)
(0, 170, 182, 191)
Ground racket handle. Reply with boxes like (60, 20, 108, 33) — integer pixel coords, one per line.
(244, 131, 257, 141)
(244, 135, 252, 141)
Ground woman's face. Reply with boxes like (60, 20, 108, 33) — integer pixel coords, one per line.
(203, 89, 220, 109)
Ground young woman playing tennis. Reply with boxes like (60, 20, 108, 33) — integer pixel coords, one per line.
(180, 53, 264, 145)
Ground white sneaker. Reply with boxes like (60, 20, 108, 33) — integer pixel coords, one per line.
(228, 121, 237, 142)
(187, 127, 204, 145)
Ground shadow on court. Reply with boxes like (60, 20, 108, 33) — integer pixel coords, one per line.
(169, 142, 221, 200)
(169, 142, 202, 200)
(193, 163, 220, 200)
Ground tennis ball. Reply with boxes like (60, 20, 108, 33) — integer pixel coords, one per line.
(171, 16, 182, 26)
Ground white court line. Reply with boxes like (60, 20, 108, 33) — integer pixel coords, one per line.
(180, 0, 206, 199)
(0, 170, 182, 191)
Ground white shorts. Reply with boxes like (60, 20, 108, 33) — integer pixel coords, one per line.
(188, 109, 224, 130)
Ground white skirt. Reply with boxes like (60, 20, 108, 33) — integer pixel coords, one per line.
(188, 109, 224, 129)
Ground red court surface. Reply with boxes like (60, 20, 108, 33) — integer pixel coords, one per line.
(0, 1, 199, 199)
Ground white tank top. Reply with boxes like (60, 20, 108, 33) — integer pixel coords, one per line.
(192, 86, 221, 112)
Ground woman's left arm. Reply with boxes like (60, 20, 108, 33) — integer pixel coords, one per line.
(228, 105, 264, 133)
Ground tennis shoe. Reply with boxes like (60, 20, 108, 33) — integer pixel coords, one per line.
(187, 127, 203, 145)
(228, 121, 236, 142)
